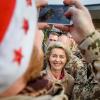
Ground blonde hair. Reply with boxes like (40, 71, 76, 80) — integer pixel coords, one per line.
(46, 41, 71, 66)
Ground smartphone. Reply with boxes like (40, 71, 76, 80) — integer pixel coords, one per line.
(38, 5, 71, 25)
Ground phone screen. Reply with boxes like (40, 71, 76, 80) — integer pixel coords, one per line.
(38, 5, 70, 25)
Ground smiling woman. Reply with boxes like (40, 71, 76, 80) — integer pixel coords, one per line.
(40, 41, 74, 99)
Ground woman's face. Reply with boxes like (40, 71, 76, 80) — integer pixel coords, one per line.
(49, 48, 67, 71)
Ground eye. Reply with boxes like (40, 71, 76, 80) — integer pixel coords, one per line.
(51, 54, 57, 58)
(59, 55, 66, 59)
(49, 39, 53, 41)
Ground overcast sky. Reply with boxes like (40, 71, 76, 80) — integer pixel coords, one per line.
(48, 0, 100, 5)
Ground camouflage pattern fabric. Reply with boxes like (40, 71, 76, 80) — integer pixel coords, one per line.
(71, 32, 100, 100)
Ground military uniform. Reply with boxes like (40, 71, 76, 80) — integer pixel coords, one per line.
(71, 32, 100, 100)
(16, 75, 69, 100)
(17, 66, 74, 100)
(40, 67, 74, 99)
(66, 54, 86, 79)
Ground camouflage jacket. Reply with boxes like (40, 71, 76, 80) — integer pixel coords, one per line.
(71, 32, 100, 100)
(40, 67, 74, 99)
(18, 76, 69, 100)
(18, 66, 74, 100)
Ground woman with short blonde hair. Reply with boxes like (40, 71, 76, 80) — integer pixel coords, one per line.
(41, 41, 74, 99)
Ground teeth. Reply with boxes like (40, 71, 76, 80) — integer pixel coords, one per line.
(54, 64, 60, 66)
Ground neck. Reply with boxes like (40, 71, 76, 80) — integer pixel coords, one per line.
(51, 70, 62, 80)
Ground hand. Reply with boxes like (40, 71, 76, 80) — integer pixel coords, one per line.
(55, 0, 95, 44)
(38, 22, 50, 30)
(35, 0, 48, 9)
(35, 0, 50, 30)
(58, 34, 73, 49)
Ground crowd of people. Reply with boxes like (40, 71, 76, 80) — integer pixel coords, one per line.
(0, 0, 100, 100)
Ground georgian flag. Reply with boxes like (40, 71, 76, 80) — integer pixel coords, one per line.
(0, 0, 37, 93)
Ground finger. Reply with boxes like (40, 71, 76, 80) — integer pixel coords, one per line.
(63, 0, 73, 5)
(73, 0, 85, 9)
(54, 24, 70, 32)
(38, 22, 50, 30)
(64, 6, 78, 17)
(36, 0, 48, 8)
(64, 0, 84, 10)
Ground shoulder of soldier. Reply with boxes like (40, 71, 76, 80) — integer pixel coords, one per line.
(65, 72, 75, 85)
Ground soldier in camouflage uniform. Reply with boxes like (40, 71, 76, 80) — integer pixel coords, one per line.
(71, 32, 100, 100)
(58, 33, 86, 80)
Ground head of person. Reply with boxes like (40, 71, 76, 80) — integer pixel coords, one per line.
(58, 34, 72, 49)
(58, 34, 77, 52)
(46, 42, 71, 72)
(47, 32, 59, 45)
(0, 0, 44, 96)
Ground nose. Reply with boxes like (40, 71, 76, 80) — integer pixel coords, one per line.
(55, 56, 60, 62)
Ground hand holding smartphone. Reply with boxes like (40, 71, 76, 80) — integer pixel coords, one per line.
(38, 5, 71, 25)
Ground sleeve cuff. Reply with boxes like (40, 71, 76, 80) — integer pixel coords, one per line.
(79, 31, 100, 62)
